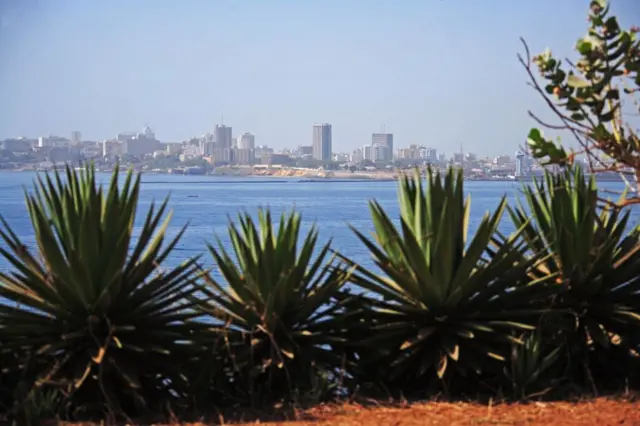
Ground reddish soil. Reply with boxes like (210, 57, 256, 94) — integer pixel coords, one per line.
(215, 397, 640, 425)
(58, 396, 640, 425)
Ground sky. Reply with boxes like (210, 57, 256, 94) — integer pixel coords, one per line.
(0, 0, 638, 156)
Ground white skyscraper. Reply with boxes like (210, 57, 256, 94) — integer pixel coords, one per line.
(237, 133, 255, 150)
(371, 133, 393, 161)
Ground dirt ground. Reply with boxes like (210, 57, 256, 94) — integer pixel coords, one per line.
(56, 397, 640, 425)
(211, 397, 640, 425)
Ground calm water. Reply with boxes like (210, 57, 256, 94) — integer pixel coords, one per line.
(0, 172, 638, 272)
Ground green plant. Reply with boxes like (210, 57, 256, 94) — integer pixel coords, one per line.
(506, 331, 563, 400)
(340, 168, 554, 395)
(520, 0, 640, 205)
(13, 387, 65, 426)
(195, 209, 353, 406)
(0, 165, 205, 420)
(509, 166, 640, 390)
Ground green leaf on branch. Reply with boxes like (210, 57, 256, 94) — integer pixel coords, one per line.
(551, 70, 567, 85)
(565, 98, 581, 111)
(604, 17, 621, 34)
(599, 108, 618, 122)
(576, 39, 593, 55)
(527, 128, 569, 165)
(591, 15, 604, 27)
(527, 128, 545, 145)
(605, 89, 620, 100)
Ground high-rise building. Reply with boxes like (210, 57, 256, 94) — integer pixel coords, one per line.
(312, 123, 332, 161)
(419, 147, 438, 162)
(237, 133, 255, 150)
(515, 151, 524, 176)
(213, 147, 231, 164)
(215, 124, 233, 149)
(71, 131, 82, 144)
(363, 144, 389, 162)
(371, 133, 393, 161)
(234, 148, 254, 165)
(362, 145, 373, 162)
(200, 133, 215, 156)
(203, 141, 215, 156)
(351, 148, 363, 163)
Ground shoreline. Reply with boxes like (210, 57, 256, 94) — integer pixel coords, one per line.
(2, 168, 626, 183)
(3, 168, 520, 183)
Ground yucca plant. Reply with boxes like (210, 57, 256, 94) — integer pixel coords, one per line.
(340, 168, 554, 395)
(506, 331, 563, 400)
(195, 209, 353, 405)
(0, 164, 205, 420)
(509, 166, 640, 390)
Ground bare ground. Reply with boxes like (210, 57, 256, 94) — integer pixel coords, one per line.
(215, 398, 640, 425)
(56, 396, 640, 425)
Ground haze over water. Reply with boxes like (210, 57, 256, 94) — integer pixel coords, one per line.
(1, 172, 638, 272)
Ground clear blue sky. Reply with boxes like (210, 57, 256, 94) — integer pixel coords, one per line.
(0, 0, 638, 155)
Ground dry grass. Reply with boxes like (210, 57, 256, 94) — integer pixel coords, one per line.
(57, 395, 640, 425)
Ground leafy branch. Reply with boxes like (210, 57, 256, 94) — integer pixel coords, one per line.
(519, 0, 640, 207)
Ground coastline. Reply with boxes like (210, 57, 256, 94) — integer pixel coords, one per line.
(0, 168, 520, 183)
(3, 167, 627, 183)
(2, 167, 494, 182)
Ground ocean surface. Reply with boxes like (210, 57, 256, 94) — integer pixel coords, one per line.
(0, 171, 639, 273)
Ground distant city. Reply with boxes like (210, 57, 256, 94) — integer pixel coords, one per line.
(0, 122, 595, 180)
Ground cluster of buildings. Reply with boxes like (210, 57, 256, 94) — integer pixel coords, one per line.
(1, 134, 92, 165)
(0, 121, 543, 177)
(0, 127, 165, 168)
(0, 122, 336, 170)
(183, 122, 335, 167)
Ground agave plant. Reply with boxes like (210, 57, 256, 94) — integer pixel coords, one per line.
(0, 165, 205, 419)
(509, 166, 640, 387)
(506, 331, 563, 400)
(195, 209, 352, 404)
(340, 168, 554, 393)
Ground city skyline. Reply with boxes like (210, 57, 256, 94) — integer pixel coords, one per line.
(1, 123, 523, 159)
(2, 111, 561, 178)
(1, 127, 535, 169)
(0, 123, 544, 158)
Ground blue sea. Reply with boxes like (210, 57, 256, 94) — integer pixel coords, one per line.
(0, 172, 639, 273)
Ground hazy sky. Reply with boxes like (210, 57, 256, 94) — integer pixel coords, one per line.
(0, 0, 638, 155)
